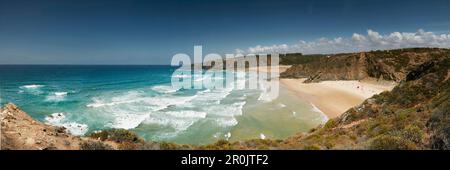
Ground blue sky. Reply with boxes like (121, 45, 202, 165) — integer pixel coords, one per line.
(1, 0, 450, 64)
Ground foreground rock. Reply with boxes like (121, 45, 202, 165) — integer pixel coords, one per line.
(1, 103, 83, 150)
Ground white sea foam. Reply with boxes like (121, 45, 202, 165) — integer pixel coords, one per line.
(85, 80, 247, 136)
(107, 111, 150, 129)
(278, 103, 287, 108)
(19, 84, 45, 95)
(54, 92, 68, 96)
(20, 84, 44, 89)
(151, 85, 179, 94)
(189, 87, 233, 105)
(87, 91, 196, 109)
(143, 111, 205, 133)
(45, 92, 68, 102)
(172, 74, 191, 78)
(260, 133, 266, 139)
(206, 101, 246, 117)
(215, 117, 239, 127)
(86, 91, 142, 108)
(143, 111, 207, 132)
(62, 122, 89, 136)
(310, 102, 329, 123)
(44, 113, 88, 136)
(45, 112, 66, 123)
(225, 132, 232, 140)
(87, 90, 199, 129)
(165, 110, 207, 119)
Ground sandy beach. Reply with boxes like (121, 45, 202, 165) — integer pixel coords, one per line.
(281, 78, 396, 118)
(237, 65, 396, 119)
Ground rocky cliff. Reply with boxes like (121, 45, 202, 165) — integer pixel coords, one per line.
(1, 103, 83, 150)
(281, 48, 449, 83)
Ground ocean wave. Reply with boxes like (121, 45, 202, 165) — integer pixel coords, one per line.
(45, 92, 68, 102)
(143, 111, 206, 133)
(86, 91, 142, 108)
(310, 103, 329, 123)
(151, 85, 179, 94)
(87, 90, 198, 129)
(19, 84, 45, 95)
(215, 117, 238, 127)
(164, 110, 207, 119)
(188, 87, 233, 105)
(106, 111, 150, 129)
(44, 112, 89, 136)
(45, 112, 66, 123)
(20, 84, 44, 89)
(85, 82, 247, 134)
(54, 92, 68, 96)
(172, 74, 191, 78)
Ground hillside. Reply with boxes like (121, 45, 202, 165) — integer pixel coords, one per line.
(281, 48, 449, 83)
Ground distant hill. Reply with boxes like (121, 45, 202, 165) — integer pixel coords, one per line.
(281, 48, 450, 83)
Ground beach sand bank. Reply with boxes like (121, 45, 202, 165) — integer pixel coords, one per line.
(281, 78, 396, 118)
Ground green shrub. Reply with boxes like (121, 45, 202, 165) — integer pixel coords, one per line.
(369, 135, 416, 150)
(160, 142, 182, 150)
(402, 125, 424, 144)
(324, 119, 337, 129)
(80, 141, 113, 150)
(88, 129, 142, 143)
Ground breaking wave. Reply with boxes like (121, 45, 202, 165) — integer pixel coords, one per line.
(44, 112, 89, 136)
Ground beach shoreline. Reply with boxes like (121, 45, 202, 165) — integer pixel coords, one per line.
(280, 78, 396, 118)
(245, 65, 396, 119)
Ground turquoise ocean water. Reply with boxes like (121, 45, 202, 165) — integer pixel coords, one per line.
(0, 65, 326, 144)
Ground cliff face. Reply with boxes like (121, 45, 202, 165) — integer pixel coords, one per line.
(281, 48, 450, 83)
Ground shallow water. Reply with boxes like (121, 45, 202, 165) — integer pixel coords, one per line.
(0, 65, 326, 144)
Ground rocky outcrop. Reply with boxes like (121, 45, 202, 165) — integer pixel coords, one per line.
(1, 103, 83, 150)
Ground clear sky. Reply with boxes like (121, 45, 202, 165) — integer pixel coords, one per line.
(1, 0, 450, 64)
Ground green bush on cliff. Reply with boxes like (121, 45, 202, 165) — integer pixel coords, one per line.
(402, 125, 424, 144)
(88, 129, 143, 143)
(369, 135, 416, 150)
(80, 141, 114, 150)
